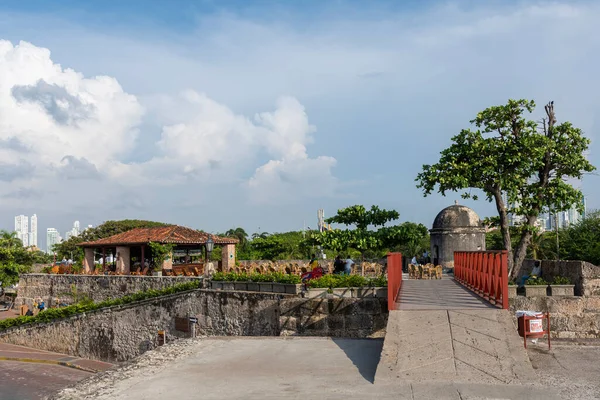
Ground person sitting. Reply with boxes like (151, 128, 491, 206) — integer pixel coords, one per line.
(333, 255, 345, 274)
(519, 260, 542, 287)
(308, 254, 319, 270)
(411, 255, 420, 266)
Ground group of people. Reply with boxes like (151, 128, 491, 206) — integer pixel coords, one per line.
(306, 254, 355, 276)
(333, 255, 354, 275)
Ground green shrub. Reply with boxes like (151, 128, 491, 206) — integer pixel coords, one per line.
(525, 276, 548, 286)
(0, 280, 201, 331)
(307, 274, 387, 289)
(212, 271, 300, 284)
(552, 276, 572, 285)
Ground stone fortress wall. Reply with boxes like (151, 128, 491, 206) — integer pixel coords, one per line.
(15, 274, 201, 308)
(509, 259, 600, 338)
(0, 289, 387, 363)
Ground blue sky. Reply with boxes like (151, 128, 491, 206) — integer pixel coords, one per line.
(0, 0, 599, 249)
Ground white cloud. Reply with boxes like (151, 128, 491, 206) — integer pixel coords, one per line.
(0, 39, 339, 210)
(0, 40, 143, 185)
(144, 92, 338, 200)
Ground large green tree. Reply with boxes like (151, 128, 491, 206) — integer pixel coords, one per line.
(417, 99, 595, 278)
(309, 205, 428, 258)
(0, 230, 32, 287)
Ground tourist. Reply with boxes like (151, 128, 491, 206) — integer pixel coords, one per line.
(519, 260, 542, 287)
(309, 254, 319, 270)
(344, 256, 354, 275)
(333, 255, 345, 274)
(411, 255, 419, 266)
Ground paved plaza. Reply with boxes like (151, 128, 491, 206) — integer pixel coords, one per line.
(52, 337, 565, 400)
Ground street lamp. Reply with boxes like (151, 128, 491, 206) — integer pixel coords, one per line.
(205, 235, 214, 262)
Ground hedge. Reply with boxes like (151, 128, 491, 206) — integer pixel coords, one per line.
(212, 271, 301, 284)
(0, 280, 201, 331)
(307, 274, 387, 289)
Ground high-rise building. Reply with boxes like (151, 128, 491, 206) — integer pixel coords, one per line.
(46, 228, 61, 254)
(14, 215, 29, 247)
(29, 214, 38, 248)
(506, 196, 586, 231)
(73, 220, 80, 236)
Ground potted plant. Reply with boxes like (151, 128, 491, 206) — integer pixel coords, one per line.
(508, 280, 518, 298)
(524, 276, 548, 297)
(549, 276, 575, 296)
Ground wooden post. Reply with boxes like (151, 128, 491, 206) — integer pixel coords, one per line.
(141, 245, 145, 271)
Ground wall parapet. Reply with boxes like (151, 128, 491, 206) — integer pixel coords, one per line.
(15, 274, 201, 308)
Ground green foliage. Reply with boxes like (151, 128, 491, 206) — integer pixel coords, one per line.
(0, 281, 201, 331)
(309, 205, 428, 258)
(52, 220, 170, 260)
(212, 271, 301, 284)
(0, 231, 34, 287)
(416, 99, 595, 278)
(559, 210, 600, 266)
(148, 242, 175, 268)
(552, 276, 571, 285)
(236, 231, 313, 260)
(525, 276, 548, 286)
(307, 274, 387, 288)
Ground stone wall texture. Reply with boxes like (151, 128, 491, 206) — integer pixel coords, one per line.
(509, 296, 600, 339)
(280, 297, 388, 338)
(520, 259, 600, 296)
(236, 259, 386, 276)
(15, 274, 201, 308)
(0, 290, 388, 363)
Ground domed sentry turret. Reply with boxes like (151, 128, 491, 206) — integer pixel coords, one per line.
(429, 202, 486, 268)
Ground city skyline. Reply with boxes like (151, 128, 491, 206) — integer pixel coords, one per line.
(10, 214, 93, 253)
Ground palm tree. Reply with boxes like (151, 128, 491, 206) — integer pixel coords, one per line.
(225, 228, 249, 248)
(528, 231, 553, 260)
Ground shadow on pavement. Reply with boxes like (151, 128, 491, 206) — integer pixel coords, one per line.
(331, 338, 384, 384)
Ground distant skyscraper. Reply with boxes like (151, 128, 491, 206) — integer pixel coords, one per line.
(14, 215, 29, 247)
(46, 228, 61, 254)
(29, 214, 38, 248)
(73, 220, 80, 236)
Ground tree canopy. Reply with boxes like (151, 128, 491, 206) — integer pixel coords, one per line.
(0, 230, 46, 287)
(308, 205, 429, 258)
(417, 99, 595, 278)
(558, 210, 600, 266)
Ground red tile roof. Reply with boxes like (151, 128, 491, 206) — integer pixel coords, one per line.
(78, 225, 238, 247)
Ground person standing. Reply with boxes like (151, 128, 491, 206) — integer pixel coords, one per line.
(333, 255, 345, 274)
(344, 256, 354, 275)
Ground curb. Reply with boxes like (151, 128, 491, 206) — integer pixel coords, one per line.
(0, 356, 101, 373)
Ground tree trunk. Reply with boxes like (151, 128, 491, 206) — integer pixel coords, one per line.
(511, 215, 536, 280)
(491, 188, 513, 275)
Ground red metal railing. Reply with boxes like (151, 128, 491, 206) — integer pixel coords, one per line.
(387, 252, 403, 311)
(454, 251, 509, 309)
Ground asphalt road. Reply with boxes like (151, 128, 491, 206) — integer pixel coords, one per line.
(0, 360, 92, 400)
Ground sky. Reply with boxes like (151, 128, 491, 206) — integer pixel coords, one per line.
(0, 0, 599, 250)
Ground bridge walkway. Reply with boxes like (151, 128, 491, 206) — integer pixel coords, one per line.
(375, 275, 557, 398)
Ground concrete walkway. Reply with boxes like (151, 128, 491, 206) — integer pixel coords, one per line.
(53, 337, 561, 400)
(376, 276, 560, 398)
(0, 343, 113, 373)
